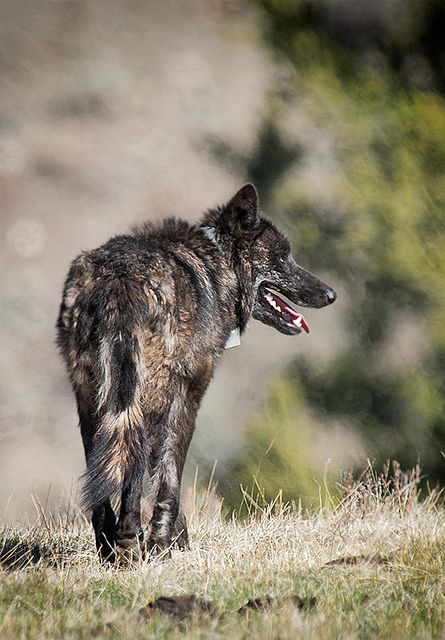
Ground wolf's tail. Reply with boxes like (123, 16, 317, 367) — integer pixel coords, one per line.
(81, 327, 147, 511)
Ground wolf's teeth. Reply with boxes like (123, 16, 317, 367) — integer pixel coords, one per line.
(265, 292, 286, 314)
(293, 317, 302, 327)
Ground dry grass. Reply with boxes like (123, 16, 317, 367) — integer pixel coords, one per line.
(1, 463, 445, 639)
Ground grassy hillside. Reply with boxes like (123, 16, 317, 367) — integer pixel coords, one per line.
(1, 467, 445, 639)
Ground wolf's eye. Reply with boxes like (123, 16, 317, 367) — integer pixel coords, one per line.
(279, 255, 288, 265)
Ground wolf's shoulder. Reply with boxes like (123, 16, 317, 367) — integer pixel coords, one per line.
(75, 218, 187, 267)
(70, 216, 204, 268)
(131, 217, 199, 246)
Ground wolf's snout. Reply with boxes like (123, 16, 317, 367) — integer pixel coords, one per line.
(325, 288, 337, 304)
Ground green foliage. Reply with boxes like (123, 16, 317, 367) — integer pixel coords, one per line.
(219, 1, 445, 506)
(221, 379, 321, 512)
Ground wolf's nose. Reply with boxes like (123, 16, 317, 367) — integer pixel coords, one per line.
(326, 288, 337, 304)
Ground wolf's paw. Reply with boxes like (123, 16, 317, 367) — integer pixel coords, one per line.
(115, 536, 144, 566)
(144, 539, 172, 561)
(172, 530, 189, 551)
(172, 513, 189, 550)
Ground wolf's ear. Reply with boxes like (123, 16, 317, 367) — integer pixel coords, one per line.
(224, 183, 259, 236)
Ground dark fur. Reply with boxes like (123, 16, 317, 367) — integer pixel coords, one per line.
(56, 184, 336, 561)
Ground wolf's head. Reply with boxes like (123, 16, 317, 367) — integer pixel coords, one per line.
(204, 184, 336, 335)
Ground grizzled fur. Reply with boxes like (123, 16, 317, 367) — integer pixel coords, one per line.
(56, 184, 336, 561)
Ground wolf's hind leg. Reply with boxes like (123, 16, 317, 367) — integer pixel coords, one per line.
(77, 393, 117, 562)
(92, 500, 116, 561)
(146, 368, 212, 557)
(147, 478, 180, 557)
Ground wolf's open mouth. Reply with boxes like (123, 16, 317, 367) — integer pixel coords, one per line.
(262, 287, 310, 334)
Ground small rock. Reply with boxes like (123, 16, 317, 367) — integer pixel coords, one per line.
(140, 595, 215, 621)
(324, 554, 388, 567)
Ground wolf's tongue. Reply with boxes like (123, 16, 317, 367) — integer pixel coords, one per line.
(269, 291, 310, 333)
(283, 303, 310, 333)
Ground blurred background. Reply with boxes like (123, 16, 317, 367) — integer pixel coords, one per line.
(1, 0, 444, 522)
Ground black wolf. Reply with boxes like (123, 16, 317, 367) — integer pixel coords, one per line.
(56, 184, 336, 561)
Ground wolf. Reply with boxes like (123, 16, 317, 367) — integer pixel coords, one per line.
(56, 184, 336, 562)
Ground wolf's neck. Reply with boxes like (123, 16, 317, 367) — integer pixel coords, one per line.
(200, 224, 253, 335)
